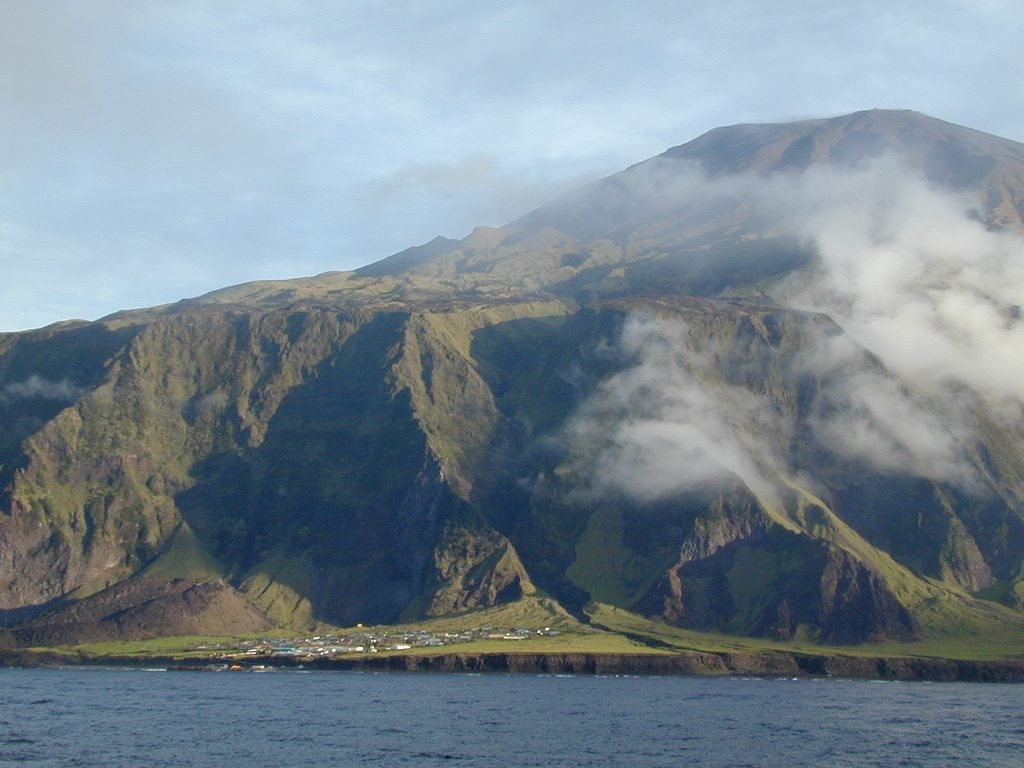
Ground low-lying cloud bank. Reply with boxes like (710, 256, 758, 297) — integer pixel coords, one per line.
(563, 156, 1022, 501)
(774, 158, 1024, 407)
(563, 315, 784, 502)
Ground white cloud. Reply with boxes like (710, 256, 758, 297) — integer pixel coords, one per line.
(795, 334, 974, 485)
(772, 159, 1024, 406)
(563, 315, 785, 501)
(0, 376, 88, 403)
(561, 156, 1023, 499)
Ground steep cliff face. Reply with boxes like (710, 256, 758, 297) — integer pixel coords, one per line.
(2, 110, 1024, 647)
(466, 297, 1024, 642)
(0, 303, 560, 630)
(1, 299, 1020, 644)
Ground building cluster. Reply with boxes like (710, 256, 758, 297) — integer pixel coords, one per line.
(194, 626, 562, 659)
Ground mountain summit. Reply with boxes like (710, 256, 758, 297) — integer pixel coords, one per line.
(2, 110, 1024, 649)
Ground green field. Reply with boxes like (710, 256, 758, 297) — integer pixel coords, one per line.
(23, 595, 1023, 667)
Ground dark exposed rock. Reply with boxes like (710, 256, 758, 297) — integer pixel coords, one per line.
(817, 549, 918, 643)
(303, 651, 1024, 682)
(0, 575, 272, 646)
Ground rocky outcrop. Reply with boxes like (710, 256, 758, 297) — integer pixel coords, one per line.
(816, 548, 918, 643)
(635, 523, 918, 644)
(633, 487, 769, 624)
(313, 650, 1024, 681)
(424, 523, 531, 616)
(0, 575, 272, 646)
(251, 651, 1024, 682)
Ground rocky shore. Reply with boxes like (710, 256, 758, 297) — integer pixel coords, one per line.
(4, 648, 1023, 682)
(309, 651, 1024, 682)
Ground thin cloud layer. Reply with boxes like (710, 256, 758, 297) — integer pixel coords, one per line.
(0, 376, 88, 403)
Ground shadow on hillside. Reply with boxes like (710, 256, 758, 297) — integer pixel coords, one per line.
(173, 312, 444, 626)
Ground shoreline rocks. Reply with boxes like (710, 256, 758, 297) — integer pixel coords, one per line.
(5, 648, 1022, 682)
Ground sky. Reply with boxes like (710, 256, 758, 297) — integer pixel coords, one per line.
(2, 1, 1023, 331)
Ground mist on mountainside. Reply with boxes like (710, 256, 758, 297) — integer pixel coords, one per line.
(556, 147, 1023, 503)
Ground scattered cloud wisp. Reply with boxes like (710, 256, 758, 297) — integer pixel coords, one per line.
(0, 375, 88, 404)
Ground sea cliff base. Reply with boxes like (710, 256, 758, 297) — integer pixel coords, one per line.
(3, 649, 1023, 683)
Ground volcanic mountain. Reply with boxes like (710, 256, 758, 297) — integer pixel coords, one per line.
(2, 109, 1024, 648)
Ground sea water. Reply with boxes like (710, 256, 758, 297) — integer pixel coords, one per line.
(0, 668, 1020, 767)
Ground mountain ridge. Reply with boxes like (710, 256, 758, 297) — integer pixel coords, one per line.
(151, 110, 1024, 320)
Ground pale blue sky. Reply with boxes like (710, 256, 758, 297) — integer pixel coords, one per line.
(2, 0, 1022, 330)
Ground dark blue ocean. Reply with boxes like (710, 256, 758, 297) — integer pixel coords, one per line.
(0, 668, 1020, 767)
